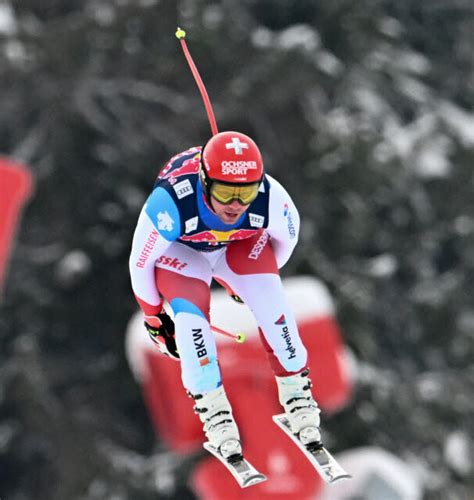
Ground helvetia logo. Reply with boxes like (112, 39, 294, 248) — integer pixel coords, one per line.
(275, 313, 296, 359)
(281, 326, 296, 360)
(275, 314, 286, 325)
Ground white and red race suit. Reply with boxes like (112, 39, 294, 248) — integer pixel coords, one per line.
(129, 147, 306, 394)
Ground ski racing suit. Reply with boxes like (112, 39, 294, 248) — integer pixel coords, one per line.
(129, 147, 307, 395)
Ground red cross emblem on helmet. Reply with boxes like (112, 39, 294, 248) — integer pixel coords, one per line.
(201, 131, 264, 184)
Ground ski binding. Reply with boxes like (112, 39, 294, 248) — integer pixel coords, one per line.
(273, 414, 351, 483)
(203, 442, 267, 488)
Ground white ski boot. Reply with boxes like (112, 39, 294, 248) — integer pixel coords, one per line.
(276, 369, 322, 445)
(191, 385, 242, 459)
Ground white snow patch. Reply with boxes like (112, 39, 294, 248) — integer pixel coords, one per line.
(380, 113, 453, 178)
(366, 47, 430, 76)
(396, 75, 430, 103)
(367, 254, 398, 278)
(276, 24, 320, 52)
(4, 40, 26, 62)
(55, 250, 92, 286)
(0, 423, 17, 452)
(251, 27, 273, 48)
(414, 136, 452, 178)
(439, 101, 474, 147)
(378, 17, 403, 38)
(324, 108, 357, 139)
(0, 2, 16, 35)
(315, 50, 344, 76)
(252, 25, 321, 52)
(395, 50, 431, 75)
(202, 5, 223, 29)
(354, 87, 388, 118)
(416, 374, 443, 401)
(457, 309, 474, 335)
(88, 3, 116, 26)
(454, 215, 474, 236)
(444, 431, 472, 476)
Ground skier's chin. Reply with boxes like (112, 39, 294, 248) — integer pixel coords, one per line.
(221, 211, 240, 224)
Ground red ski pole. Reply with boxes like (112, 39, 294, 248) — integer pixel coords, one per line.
(211, 324, 247, 344)
(176, 27, 219, 137)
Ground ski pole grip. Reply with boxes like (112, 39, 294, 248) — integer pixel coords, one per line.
(175, 27, 186, 39)
(211, 325, 246, 344)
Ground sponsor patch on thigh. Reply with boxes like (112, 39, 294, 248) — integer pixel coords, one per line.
(225, 231, 278, 275)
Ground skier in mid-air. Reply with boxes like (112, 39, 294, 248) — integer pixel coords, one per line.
(129, 130, 322, 459)
(128, 28, 322, 465)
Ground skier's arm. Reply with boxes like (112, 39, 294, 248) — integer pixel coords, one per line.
(129, 187, 181, 318)
(265, 175, 301, 269)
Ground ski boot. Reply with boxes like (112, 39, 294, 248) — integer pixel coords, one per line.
(276, 368, 322, 445)
(190, 385, 242, 459)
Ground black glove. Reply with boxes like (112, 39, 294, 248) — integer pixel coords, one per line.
(144, 312, 179, 360)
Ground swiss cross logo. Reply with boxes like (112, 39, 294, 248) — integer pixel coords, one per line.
(157, 211, 174, 232)
(225, 137, 249, 155)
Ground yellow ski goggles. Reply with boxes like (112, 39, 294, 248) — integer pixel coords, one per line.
(209, 181, 260, 205)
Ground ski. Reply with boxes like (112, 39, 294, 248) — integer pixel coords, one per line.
(203, 442, 267, 488)
(272, 414, 351, 483)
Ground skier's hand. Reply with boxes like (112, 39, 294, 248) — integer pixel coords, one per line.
(144, 312, 180, 360)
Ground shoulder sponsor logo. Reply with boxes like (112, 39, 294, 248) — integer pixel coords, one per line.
(185, 216, 199, 233)
(173, 179, 193, 199)
(157, 211, 174, 232)
(136, 229, 159, 268)
(249, 213, 265, 228)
